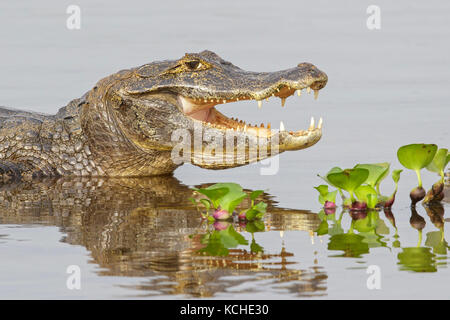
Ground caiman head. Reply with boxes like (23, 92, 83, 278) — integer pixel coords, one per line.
(82, 50, 327, 176)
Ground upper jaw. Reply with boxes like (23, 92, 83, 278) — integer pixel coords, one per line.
(174, 65, 328, 103)
(176, 75, 326, 142)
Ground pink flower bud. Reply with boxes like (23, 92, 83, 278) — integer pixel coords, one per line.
(324, 201, 336, 209)
(213, 209, 231, 220)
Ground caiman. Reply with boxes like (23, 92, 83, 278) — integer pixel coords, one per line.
(0, 50, 327, 179)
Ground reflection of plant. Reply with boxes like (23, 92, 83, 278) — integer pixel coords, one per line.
(195, 222, 265, 256)
(425, 231, 449, 255)
(198, 223, 248, 256)
(397, 247, 437, 273)
(327, 233, 369, 258)
(189, 183, 267, 222)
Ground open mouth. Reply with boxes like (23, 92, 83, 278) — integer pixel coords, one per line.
(177, 81, 325, 138)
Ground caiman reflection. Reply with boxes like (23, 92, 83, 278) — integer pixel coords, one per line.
(0, 177, 326, 298)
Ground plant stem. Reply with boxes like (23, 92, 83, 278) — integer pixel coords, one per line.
(417, 230, 422, 247)
(349, 191, 355, 203)
(415, 170, 422, 188)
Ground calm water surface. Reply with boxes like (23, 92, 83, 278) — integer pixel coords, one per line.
(0, 0, 449, 299)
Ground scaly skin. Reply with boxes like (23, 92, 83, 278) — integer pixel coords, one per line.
(0, 50, 328, 179)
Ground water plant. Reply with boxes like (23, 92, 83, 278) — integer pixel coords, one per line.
(397, 143, 437, 205)
(384, 169, 403, 208)
(354, 163, 390, 195)
(314, 185, 338, 213)
(326, 168, 369, 203)
(354, 185, 378, 209)
(190, 183, 267, 221)
(317, 163, 404, 210)
(423, 148, 449, 204)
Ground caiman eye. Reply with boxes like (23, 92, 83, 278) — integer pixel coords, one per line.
(184, 60, 203, 70)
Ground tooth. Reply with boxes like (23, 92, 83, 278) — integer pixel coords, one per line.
(244, 124, 247, 131)
(318, 117, 323, 129)
(236, 98, 239, 101)
(314, 90, 319, 100)
(279, 121, 285, 132)
(204, 99, 207, 102)
(281, 98, 286, 107)
(309, 117, 315, 130)
(223, 99, 227, 103)
(210, 99, 214, 103)
(296, 90, 302, 96)
(307, 87, 311, 94)
(257, 100, 262, 109)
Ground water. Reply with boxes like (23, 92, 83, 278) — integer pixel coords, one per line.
(0, 0, 449, 299)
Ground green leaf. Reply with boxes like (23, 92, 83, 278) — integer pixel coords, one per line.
(318, 167, 343, 187)
(249, 190, 264, 201)
(245, 201, 267, 220)
(374, 162, 391, 187)
(367, 194, 378, 209)
(245, 221, 266, 233)
(250, 239, 264, 253)
(314, 185, 330, 197)
(325, 190, 338, 204)
(193, 186, 229, 208)
(194, 183, 247, 213)
(216, 183, 247, 213)
(327, 168, 369, 195)
(397, 144, 438, 171)
(200, 199, 211, 212)
(426, 148, 449, 176)
(355, 185, 378, 207)
(392, 169, 403, 184)
(354, 163, 390, 188)
(315, 220, 329, 235)
(314, 185, 331, 205)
